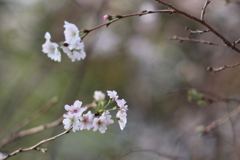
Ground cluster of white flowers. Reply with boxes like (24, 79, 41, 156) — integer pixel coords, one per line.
(63, 90, 128, 133)
(42, 21, 86, 62)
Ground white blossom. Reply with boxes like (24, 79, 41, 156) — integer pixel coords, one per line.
(79, 111, 94, 130)
(93, 116, 108, 134)
(63, 21, 80, 49)
(63, 113, 80, 132)
(117, 113, 127, 130)
(64, 100, 87, 115)
(93, 91, 106, 101)
(62, 21, 86, 62)
(116, 99, 128, 130)
(107, 90, 119, 100)
(102, 111, 114, 125)
(42, 32, 61, 62)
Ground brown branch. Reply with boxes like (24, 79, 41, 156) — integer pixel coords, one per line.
(185, 27, 210, 35)
(81, 9, 176, 40)
(2, 127, 73, 160)
(11, 97, 58, 135)
(232, 38, 240, 47)
(155, 0, 240, 53)
(0, 117, 64, 149)
(0, 97, 58, 149)
(170, 35, 227, 46)
(207, 61, 240, 72)
(202, 106, 240, 135)
(201, 0, 211, 20)
(0, 102, 94, 149)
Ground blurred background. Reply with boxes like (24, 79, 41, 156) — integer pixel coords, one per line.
(1, 0, 240, 159)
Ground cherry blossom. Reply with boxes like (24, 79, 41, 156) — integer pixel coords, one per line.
(93, 91, 106, 101)
(42, 32, 61, 62)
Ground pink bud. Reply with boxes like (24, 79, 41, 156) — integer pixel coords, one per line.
(103, 15, 109, 20)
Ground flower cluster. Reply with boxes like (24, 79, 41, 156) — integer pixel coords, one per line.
(63, 90, 128, 133)
(42, 21, 86, 62)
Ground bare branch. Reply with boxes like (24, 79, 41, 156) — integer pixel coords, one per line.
(170, 35, 227, 46)
(11, 97, 58, 135)
(201, 0, 211, 20)
(185, 27, 210, 35)
(207, 61, 240, 72)
(232, 38, 240, 47)
(0, 97, 58, 149)
(81, 9, 175, 40)
(155, 0, 240, 53)
(2, 127, 73, 160)
(202, 106, 240, 135)
(0, 102, 94, 149)
(0, 117, 64, 149)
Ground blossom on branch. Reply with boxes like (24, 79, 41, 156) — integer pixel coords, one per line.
(79, 111, 94, 130)
(63, 113, 80, 132)
(62, 90, 128, 134)
(62, 21, 86, 62)
(116, 99, 128, 130)
(42, 21, 86, 62)
(64, 100, 87, 115)
(42, 32, 61, 62)
(107, 90, 119, 100)
(93, 91, 106, 101)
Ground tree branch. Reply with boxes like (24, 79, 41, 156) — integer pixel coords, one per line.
(202, 106, 240, 135)
(201, 0, 211, 20)
(2, 127, 72, 160)
(81, 9, 176, 40)
(170, 36, 227, 46)
(155, 0, 240, 53)
(0, 117, 63, 149)
(185, 27, 210, 35)
(207, 61, 240, 72)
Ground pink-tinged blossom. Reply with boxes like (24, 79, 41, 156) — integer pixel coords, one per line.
(116, 99, 127, 108)
(93, 91, 105, 101)
(79, 111, 94, 130)
(102, 111, 114, 125)
(64, 100, 87, 115)
(63, 113, 80, 132)
(117, 113, 127, 130)
(107, 90, 119, 100)
(42, 32, 61, 62)
(93, 116, 108, 134)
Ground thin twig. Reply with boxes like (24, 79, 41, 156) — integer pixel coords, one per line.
(170, 35, 227, 46)
(201, 0, 211, 20)
(185, 27, 210, 35)
(0, 97, 58, 149)
(2, 127, 73, 160)
(0, 103, 93, 149)
(155, 0, 240, 53)
(81, 9, 175, 40)
(202, 106, 240, 135)
(11, 97, 58, 135)
(0, 117, 64, 149)
(207, 61, 240, 72)
(232, 39, 240, 47)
